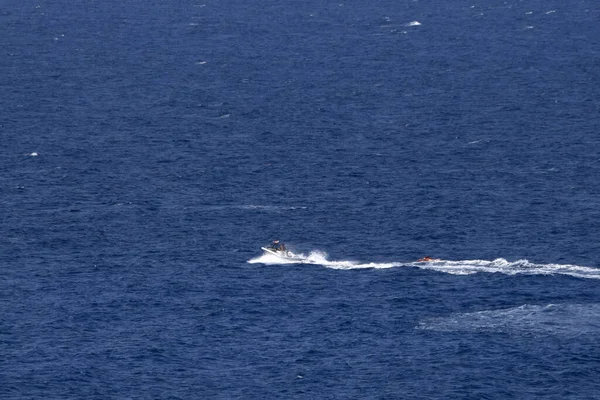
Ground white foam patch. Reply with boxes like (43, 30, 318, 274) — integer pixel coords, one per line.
(248, 249, 400, 269)
(248, 252, 600, 279)
(248, 250, 332, 265)
(417, 303, 600, 336)
(248, 253, 301, 265)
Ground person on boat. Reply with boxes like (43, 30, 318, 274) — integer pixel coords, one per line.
(418, 256, 438, 262)
(270, 240, 286, 252)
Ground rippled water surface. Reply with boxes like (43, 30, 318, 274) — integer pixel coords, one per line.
(2, 0, 600, 398)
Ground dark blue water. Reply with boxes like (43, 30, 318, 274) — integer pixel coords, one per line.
(3, 0, 600, 398)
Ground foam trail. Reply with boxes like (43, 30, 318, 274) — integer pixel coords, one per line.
(417, 303, 600, 336)
(248, 250, 400, 269)
(410, 258, 600, 279)
(248, 252, 600, 279)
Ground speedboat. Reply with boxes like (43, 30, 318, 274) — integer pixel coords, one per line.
(261, 246, 304, 262)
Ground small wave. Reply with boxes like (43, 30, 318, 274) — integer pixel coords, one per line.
(242, 205, 307, 211)
(203, 204, 307, 212)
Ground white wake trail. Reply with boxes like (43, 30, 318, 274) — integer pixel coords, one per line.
(410, 258, 600, 279)
(248, 252, 600, 279)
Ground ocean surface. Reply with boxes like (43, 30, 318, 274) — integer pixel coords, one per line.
(2, 0, 600, 398)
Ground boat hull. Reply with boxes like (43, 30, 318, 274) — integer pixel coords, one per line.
(261, 247, 306, 262)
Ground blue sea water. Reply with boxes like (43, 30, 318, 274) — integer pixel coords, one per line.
(2, 0, 600, 398)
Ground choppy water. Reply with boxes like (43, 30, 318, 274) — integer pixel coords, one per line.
(2, 0, 600, 398)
